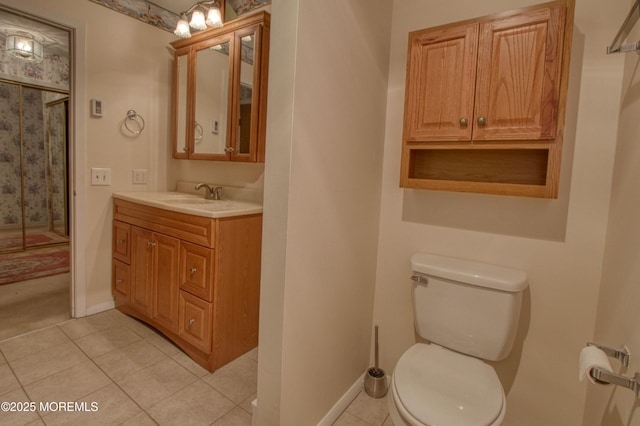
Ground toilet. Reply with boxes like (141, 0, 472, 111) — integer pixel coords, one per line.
(388, 253, 528, 426)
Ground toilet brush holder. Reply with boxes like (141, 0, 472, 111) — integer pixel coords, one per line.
(364, 325, 388, 398)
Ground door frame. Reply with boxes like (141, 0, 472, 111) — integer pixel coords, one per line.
(0, 2, 88, 317)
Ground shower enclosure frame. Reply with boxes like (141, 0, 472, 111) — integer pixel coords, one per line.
(0, 78, 70, 254)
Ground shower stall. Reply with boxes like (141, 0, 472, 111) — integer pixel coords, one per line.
(0, 80, 69, 253)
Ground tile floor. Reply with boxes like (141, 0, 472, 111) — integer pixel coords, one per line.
(0, 309, 391, 425)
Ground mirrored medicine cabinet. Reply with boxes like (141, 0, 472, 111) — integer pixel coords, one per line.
(171, 12, 270, 162)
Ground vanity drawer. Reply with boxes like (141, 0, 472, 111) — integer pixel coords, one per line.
(113, 220, 131, 263)
(112, 260, 130, 307)
(179, 290, 212, 352)
(180, 241, 214, 301)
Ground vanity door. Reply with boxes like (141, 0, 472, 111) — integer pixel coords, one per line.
(172, 47, 190, 159)
(191, 34, 235, 160)
(229, 24, 262, 162)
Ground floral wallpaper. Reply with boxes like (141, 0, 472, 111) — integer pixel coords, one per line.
(45, 98, 68, 234)
(0, 39, 69, 92)
(88, 0, 271, 33)
(0, 82, 67, 231)
(0, 82, 22, 229)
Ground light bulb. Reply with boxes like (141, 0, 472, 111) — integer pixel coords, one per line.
(206, 6, 223, 28)
(190, 9, 207, 30)
(174, 13, 191, 38)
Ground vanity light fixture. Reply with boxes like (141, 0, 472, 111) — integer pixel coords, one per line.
(5, 31, 43, 61)
(174, 1, 223, 38)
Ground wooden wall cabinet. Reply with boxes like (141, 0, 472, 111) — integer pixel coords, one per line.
(112, 199, 262, 372)
(171, 12, 270, 163)
(401, 0, 573, 198)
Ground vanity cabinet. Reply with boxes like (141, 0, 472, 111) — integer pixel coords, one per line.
(401, 0, 573, 198)
(171, 12, 270, 163)
(112, 198, 262, 372)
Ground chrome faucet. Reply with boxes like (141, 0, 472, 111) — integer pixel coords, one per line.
(195, 183, 222, 200)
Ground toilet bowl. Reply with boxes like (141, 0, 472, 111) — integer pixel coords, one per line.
(387, 253, 527, 426)
(388, 344, 505, 426)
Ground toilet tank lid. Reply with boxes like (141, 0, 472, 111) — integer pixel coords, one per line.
(411, 253, 528, 292)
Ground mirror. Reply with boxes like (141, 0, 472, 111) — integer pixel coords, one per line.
(194, 39, 232, 156)
(175, 52, 188, 157)
(237, 30, 256, 155)
(171, 12, 269, 162)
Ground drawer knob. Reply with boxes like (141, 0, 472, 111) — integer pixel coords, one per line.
(189, 267, 197, 274)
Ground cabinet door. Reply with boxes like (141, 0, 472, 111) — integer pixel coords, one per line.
(113, 221, 130, 263)
(179, 290, 212, 352)
(112, 259, 129, 308)
(473, 5, 565, 141)
(404, 23, 478, 142)
(192, 34, 234, 160)
(130, 227, 153, 317)
(180, 241, 214, 302)
(172, 47, 190, 159)
(152, 233, 181, 333)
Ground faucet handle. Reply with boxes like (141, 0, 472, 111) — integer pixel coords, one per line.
(212, 186, 222, 200)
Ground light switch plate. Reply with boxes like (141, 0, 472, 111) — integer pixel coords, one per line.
(91, 167, 111, 185)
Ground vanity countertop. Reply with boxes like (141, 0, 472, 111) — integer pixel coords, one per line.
(112, 191, 263, 219)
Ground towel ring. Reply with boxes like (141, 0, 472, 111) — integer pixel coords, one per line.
(194, 122, 203, 144)
(124, 110, 145, 135)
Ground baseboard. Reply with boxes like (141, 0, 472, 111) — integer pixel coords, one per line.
(84, 299, 115, 317)
(317, 373, 364, 426)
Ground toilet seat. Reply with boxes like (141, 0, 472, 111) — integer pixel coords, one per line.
(392, 344, 505, 426)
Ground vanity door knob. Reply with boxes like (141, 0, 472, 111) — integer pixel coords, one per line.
(477, 116, 487, 126)
(459, 117, 468, 127)
(189, 267, 197, 274)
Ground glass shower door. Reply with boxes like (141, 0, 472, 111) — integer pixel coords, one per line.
(0, 81, 24, 252)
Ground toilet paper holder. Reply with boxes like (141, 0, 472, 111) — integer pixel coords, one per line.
(587, 342, 640, 397)
(587, 342, 630, 367)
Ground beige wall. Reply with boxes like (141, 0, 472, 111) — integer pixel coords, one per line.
(583, 16, 640, 426)
(0, 0, 267, 314)
(257, 0, 392, 424)
(373, 0, 625, 425)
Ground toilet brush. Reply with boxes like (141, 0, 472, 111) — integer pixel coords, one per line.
(364, 325, 388, 398)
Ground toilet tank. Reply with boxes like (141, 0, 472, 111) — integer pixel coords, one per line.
(411, 253, 528, 362)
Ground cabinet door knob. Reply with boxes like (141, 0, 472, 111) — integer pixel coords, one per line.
(146, 241, 156, 248)
(224, 146, 235, 153)
(459, 117, 468, 127)
(189, 267, 197, 274)
(189, 318, 195, 325)
(477, 116, 487, 126)
(116, 279, 123, 284)
(117, 239, 125, 244)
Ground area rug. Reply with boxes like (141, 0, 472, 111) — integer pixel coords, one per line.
(0, 246, 70, 285)
(0, 232, 69, 251)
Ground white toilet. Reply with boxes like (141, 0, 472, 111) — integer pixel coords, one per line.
(388, 253, 528, 426)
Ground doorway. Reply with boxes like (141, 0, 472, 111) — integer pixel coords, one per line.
(0, 6, 72, 339)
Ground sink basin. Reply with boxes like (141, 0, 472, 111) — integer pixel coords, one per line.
(113, 191, 263, 218)
(161, 198, 216, 205)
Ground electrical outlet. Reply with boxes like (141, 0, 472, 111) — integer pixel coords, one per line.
(133, 169, 148, 184)
(91, 168, 111, 186)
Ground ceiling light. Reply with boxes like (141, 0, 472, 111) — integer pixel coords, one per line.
(174, 13, 191, 38)
(174, 1, 223, 39)
(5, 31, 43, 61)
(189, 8, 207, 30)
